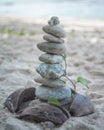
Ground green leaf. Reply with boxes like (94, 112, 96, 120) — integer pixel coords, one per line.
(63, 53, 67, 59)
(17, 29, 25, 36)
(77, 76, 89, 89)
(71, 93, 75, 98)
(5, 29, 13, 35)
(48, 98, 60, 106)
(29, 31, 36, 36)
(60, 79, 66, 84)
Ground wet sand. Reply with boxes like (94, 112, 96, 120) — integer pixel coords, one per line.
(0, 16, 104, 130)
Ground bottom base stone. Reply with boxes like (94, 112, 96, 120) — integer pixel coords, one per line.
(4, 87, 94, 126)
(36, 85, 72, 101)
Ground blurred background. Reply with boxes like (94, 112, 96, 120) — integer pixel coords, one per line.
(0, 0, 104, 19)
(0, 1, 104, 130)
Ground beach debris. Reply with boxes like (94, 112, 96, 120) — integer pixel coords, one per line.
(4, 87, 35, 113)
(17, 103, 70, 126)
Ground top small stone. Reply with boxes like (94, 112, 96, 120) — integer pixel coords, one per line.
(48, 16, 60, 26)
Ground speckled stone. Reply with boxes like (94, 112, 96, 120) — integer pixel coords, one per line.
(37, 42, 66, 55)
(43, 25, 66, 38)
(39, 53, 64, 64)
(36, 85, 72, 101)
(34, 74, 66, 88)
(43, 34, 64, 43)
(36, 63, 65, 79)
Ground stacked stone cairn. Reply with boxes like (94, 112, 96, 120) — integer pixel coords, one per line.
(4, 17, 94, 126)
(34, 16, 72, 103)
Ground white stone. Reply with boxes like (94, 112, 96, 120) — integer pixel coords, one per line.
(43, 34, 64, 43)
(39, 53, 64, 64)
(37, 42, 66, 55)
(36, 85, 72, 101)
(36, 63, 65, 79)
(43, 25, 66, 38)
(34, 74, 66, 88)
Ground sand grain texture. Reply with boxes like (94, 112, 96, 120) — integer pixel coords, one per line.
(0, 16, 104, 130)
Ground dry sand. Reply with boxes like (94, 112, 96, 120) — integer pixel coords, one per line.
(0, 16, 104, 130)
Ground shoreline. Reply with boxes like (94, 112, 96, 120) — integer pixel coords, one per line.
(0, 15, 104, 26)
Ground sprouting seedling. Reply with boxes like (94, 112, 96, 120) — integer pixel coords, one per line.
(60, 79, 66, 84)
(29, 31, 36, 36)
(17, 29, 25, 36)
(77, 76, 89, 89)
(5, 28, 13, 35)
(48, 97, 61, 106)
(64, 75, 77, 92)
(63, 53, 67, 59)
(65, 75, 89, 92)
(62, 53, 89, 92)
(71, 93, 75, 98)
(0, 27, 13, 35)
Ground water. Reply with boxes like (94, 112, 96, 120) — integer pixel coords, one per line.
(0, 0, 104, 19)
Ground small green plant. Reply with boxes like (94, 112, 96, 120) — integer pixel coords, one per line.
(5, 29, 13, 35)
(0, 28, 5, 33)
(62, 54, 89, 92)
(0, 27, 13, 35)
(60, 79, 66, 84)
(77, 76, 89, 89)
(17, 29, 25, 36)
(29, 31, 36, 36)
(71, 93, 75, 98)
(63, 53, 67, 59)
(48, 98, 61, 106)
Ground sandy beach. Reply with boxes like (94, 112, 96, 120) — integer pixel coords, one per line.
(0, 16, 104, 130)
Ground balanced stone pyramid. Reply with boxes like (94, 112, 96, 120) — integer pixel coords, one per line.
(35, 16, 72, 102)
(4, 17, 94, 126)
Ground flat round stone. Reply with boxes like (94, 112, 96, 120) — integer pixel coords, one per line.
(34, 74, 66, 88)
(36, 63, 65, 79)
(36, 85, 72, 101)
(43, 25, 66, 38)
(43, 34, 64, 43)
(37, 42, 66, 55)
(39, 53, 64, 64)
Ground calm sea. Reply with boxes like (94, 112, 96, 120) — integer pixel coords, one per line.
(0, 0, 104, 19)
